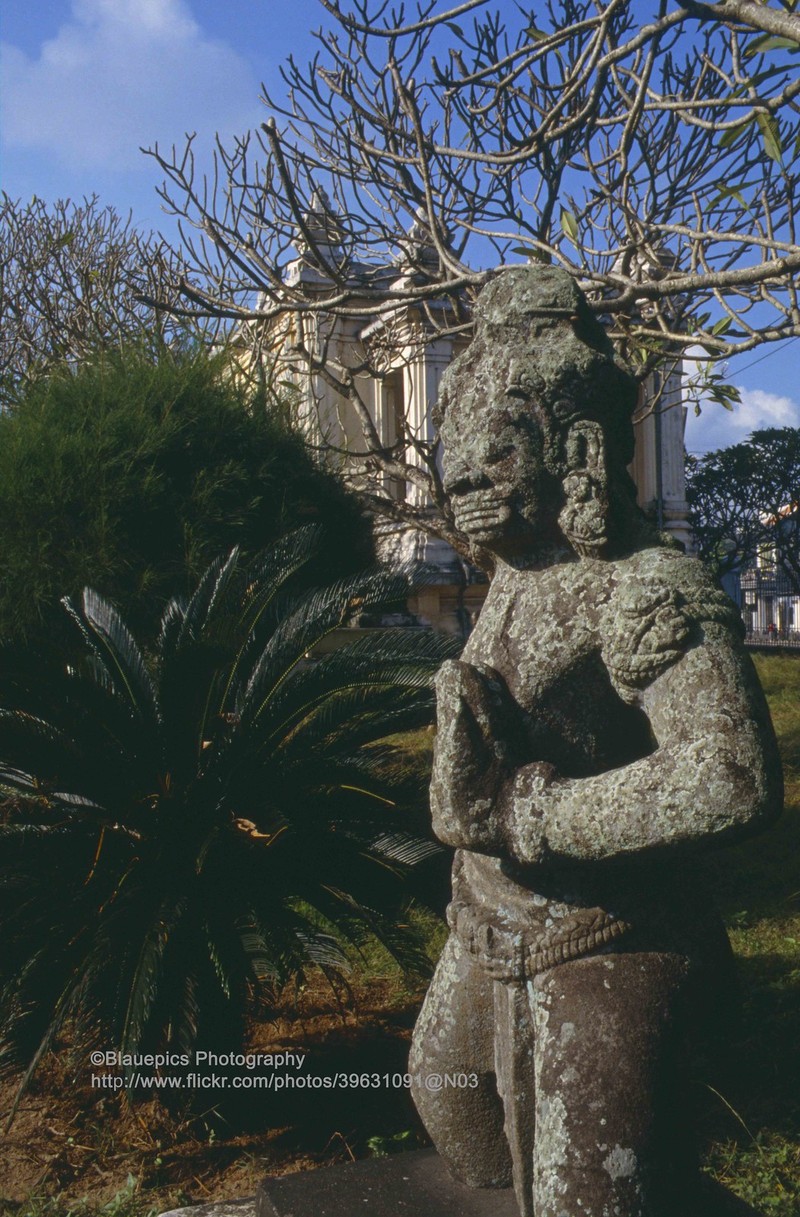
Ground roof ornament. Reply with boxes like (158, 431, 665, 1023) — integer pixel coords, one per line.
(297, 184, 346, 272)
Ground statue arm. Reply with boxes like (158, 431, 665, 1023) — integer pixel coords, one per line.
(500, 622, 783, 864)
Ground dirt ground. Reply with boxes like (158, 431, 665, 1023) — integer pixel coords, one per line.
(0, 973, 430, 1213)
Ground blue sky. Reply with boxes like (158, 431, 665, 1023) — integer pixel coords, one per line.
(1, 0, 797, 452)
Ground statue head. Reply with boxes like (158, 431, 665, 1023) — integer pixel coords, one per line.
(435, 266, 640, 562)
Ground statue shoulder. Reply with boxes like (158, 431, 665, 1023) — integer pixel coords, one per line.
(602, 548, 743, 704)
(631, 548, 744, 632)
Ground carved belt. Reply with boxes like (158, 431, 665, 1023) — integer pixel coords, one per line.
(447, 898, 631, 982)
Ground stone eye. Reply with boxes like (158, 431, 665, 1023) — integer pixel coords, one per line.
(487, 443, 516, 464)
(505, 360, 545, 401)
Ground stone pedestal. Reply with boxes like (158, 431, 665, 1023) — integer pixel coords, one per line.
(159, 1201, 256, 1217)
(253, 1150, 762, 1217)
(256, 1149, 521, 1217)
(156, 1152, 760, 1217)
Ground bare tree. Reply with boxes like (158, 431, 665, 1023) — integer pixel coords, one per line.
(143, 0, 800, 557)
(0, 194, 220, 406)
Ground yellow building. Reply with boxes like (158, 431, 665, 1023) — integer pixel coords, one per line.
(240, 194, 692, 633)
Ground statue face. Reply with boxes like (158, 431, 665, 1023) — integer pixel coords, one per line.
(437, 267, 640, 564)
(440, 352, 554, 559)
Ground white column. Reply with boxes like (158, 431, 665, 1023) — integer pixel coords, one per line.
(401, 337, 453, 507)
(630, 367, 692, 550)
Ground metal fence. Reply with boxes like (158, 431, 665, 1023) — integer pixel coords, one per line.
(744, 629, 800, 650)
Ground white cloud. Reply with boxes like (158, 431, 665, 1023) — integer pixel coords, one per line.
(684, 385, 800, 454)
(0, 0, 259, 172)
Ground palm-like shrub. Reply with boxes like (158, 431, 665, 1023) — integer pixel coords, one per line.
(0, 529, 457, 1100)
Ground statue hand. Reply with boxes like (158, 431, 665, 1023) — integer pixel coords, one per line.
(430, 659, 514, 850)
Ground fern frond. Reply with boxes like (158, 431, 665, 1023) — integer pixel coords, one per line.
(120, 896, 187, 1065)
(81, 589, 159, 724)
(176, 548, 240, 649)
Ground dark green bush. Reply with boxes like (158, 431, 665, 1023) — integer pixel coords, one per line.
(0, 346, 373, 644)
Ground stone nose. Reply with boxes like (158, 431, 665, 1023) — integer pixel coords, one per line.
(444, 463, 495, 497)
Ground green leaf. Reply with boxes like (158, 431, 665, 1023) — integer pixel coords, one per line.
(744, 66, 797, 89)
(710, 186, 749, 211)
(446, 22, 463, 36)
(744, 33, 799, 58)
(719, 118, 754, 150)
(510, 245, 534, 257)
(560, 209, 579, 244)
(524, 23, 547, 41)
(81, 588, 158, 723)
(756, 112, 783, 164)
(711, 317, 733, 336)
(121, 898, 187, 1066)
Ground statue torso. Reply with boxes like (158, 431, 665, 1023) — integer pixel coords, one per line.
(462, 555, 658, 778)
(448, 545, 730, 980)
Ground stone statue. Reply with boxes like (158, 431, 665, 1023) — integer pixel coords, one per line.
(409, 267, 782, 1217)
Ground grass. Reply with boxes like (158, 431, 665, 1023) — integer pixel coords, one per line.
(698, 654, 800, 1215)
(4, 1178, 158, 1217)
(1, 654, 798, 1217)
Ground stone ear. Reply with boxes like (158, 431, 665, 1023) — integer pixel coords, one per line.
(558, 420, 610, 556)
